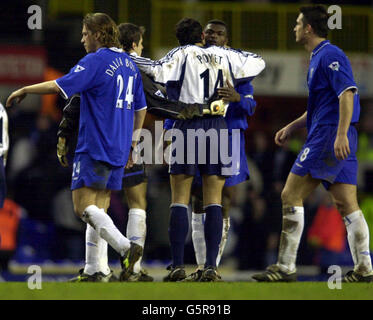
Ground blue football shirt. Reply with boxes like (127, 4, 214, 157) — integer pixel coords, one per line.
(307, 40, 360, 135)
(55, 47, 147, 166)
(225, 80, 256, 131)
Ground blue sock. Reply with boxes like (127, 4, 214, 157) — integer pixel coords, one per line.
(169, 204, 189, 267)
(204, 204, 223, 268)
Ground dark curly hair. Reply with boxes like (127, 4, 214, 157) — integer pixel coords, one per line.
(175, 18, 202, 46)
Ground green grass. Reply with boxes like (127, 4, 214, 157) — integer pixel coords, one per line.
(0, 282, 372, 300)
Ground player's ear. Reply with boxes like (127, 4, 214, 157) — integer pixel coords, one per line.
(132, 41, 137, 51)
(94, 31, 101, 41)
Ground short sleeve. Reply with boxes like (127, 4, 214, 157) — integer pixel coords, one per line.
(322, 52, 357, 98)
(134, 72, 147, 111)
(227, 50, 265, 81)
(55, 54, 99, 99)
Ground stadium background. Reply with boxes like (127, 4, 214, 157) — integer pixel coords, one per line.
(0, 0, 372, 282)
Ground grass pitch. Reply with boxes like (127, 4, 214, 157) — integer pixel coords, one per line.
(0, 282, 372, 300)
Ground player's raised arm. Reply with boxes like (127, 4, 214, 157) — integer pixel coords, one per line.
(6, 80, 60, 107)
(131, 47, 184, 85)
(226, 49, 266, 81)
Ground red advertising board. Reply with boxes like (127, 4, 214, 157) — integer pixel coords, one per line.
(0, 46, 46, 85)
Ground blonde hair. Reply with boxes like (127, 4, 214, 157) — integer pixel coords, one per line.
(83, 13, 120, 48)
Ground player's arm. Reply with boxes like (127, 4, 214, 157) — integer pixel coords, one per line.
(335, 89, 354, 160)
(275, 112, 307, 147)
(6, 81, 60, 107)
(131, 47, 183, 85)
(323, 53, 357, 161)
(229, 50, 266, 80)
(139, 70, 206, 120)
(1, 107, 9, 166)
(218, 80, 256, 116)
(132, 109, 147, 148)
(126, 108, 147, 169)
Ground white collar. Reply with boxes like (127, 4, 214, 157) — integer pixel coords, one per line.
(310, 42, 330, 60)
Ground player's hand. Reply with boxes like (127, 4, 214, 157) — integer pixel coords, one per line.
(125, 152, 134, 169)
(57, 137, 69, 167)
(6, 88, 27, 107)
(334, 134, 350, 160)
(274, 126, 291, 146)
(217, 81, 240, 103)
(125, 146, 139, 169)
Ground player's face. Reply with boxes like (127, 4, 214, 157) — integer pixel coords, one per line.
(203, 24, 228, 47)
(81, 25, 99, 53)
(133, 36, 144, 57)
(294, 13, 307, 44)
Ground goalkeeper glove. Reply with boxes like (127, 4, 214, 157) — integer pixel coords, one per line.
(57, 137, 69, 167)
(203, 99, 229, 117)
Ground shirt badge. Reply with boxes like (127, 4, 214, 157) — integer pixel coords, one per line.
(74, 65, 85, 72)
(328, 61, 340, 71)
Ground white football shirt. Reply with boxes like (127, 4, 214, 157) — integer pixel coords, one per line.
(0, 103, 9, 165)
(132, 45, 265, 104)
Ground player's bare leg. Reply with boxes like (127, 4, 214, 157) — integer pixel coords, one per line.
(164, 174, 194, 281)
(72, 187, 142, 282)
(329, 183, 373, 282)
(124, 182, 153, 281)
(253, 173, 320, 282)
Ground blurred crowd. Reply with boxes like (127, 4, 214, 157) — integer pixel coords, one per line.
(0, 94, 373, 278)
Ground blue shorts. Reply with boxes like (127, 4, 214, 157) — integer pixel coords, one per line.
(291, 125, 358, 189)
(71, 153, 124, 191)
(169, 116, 232, 177)
(193, 130, 250, 187)
(0, 157, 6, 208)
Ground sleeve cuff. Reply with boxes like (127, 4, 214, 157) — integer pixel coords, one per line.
(338, 86, 358, 98)
(54, 80, 69, 100)
(135, 106, 147, 112)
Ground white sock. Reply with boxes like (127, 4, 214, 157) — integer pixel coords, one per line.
(98, 237, 110, 275)
(191, 212, 206, 269)
(126, 208, 146, 273)
(83, 224, 100, 275)
(216, 217, 230, 266)
(344, 210, 373, 275)
(82, 205, 130, 257)
(277, 206, 304, 273)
